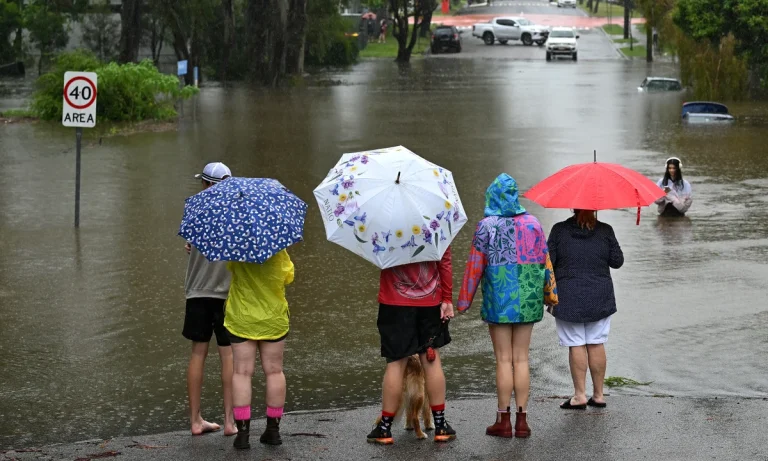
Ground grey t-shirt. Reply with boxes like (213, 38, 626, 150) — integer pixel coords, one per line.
(185, 246, 231, 300)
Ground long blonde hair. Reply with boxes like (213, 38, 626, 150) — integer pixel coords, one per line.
(575, 209, 596, 230)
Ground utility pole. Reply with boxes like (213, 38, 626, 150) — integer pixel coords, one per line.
(623, 0, 630, 39)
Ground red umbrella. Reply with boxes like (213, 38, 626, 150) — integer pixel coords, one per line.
(524, 162, 665, 225)
(361, 12, 377, 19)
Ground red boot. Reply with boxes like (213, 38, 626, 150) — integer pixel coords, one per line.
(514, 407, 531, 438)
(486, 407, 513, 438)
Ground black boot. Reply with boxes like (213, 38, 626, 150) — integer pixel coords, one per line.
(260, 417, 282, 445)
(233, 419, 250, 450)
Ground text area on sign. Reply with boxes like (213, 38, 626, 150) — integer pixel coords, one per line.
(62, 71, 98, 128)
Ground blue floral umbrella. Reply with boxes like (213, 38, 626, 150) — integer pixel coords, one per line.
(179, 177, 307, 263)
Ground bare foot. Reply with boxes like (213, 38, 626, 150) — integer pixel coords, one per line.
(191, 420, 221, 435)
(223, 424, 238, 436)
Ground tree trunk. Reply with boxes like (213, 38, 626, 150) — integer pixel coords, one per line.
(592, 0, 600, 14)
(646, 17, 653, 62)
(390, 0, 411, 63)
(284, 0, 307, 76)
(119, 0, 143, 63)
(623, 0, 630, 39)
(221, 0, 234, 82)
(246, 0, 288, 86)
(586, 0, 593, 10)
(420, 10, 433, 38)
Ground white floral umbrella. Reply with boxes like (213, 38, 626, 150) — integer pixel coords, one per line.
(313, 146, 468, 269)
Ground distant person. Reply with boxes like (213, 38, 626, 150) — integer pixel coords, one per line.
(368, 18, 376, 43)
(457, 174, 558, 438)
(655, 157, 692, 217)
(228, 250, 295, 450)
(547, 210, 623, 410)
(379, 19, 388, 43)
(183, 162, 236, 437)
(367, 247, 456, 444)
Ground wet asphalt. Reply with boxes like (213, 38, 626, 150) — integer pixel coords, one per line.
(3, 396, 767, 461)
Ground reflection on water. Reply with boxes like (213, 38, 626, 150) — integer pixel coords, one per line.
(1, 59, 767, 449)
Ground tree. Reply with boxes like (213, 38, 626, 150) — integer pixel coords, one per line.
(81, 0, 120, 62)
(141, 0, 167, 65)
(119, 0, 142, 63)
(0, 0, 22, 63)
(24, 0, 71, 74)
(675, 0, 768, 91)
(389, 0, 436, 62)
(623, 0, 631, 39)
(635, 0, 674, 61)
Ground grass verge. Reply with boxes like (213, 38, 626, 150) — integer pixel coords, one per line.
(613, 37, 638, 44)
(579, 2, 640, 18)
(620, 45, 647, 58)
(602, 24, 623, 35)
(604, 376, 653, 388)
(360, 26, 433, 59)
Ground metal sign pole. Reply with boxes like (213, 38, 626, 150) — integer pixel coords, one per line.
(75, 127, 83, 228)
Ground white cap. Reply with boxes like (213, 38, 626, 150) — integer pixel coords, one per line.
(195, 162, 232, 183)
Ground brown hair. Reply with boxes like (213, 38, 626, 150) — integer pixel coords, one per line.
(575, 209, 596, 230)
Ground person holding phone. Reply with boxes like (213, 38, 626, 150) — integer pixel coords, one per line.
(655, 157, 693, 217)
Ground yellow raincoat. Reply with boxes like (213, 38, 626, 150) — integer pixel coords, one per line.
(224, 250, 294, 341)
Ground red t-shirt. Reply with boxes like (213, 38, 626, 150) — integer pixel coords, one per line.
(378, 246, 453, 307)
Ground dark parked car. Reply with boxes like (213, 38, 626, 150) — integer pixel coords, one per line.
(431, 26, 462, 54)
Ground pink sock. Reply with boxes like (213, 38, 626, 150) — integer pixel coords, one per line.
(266, 406, 284, 419)
(233, 406, 251, 421)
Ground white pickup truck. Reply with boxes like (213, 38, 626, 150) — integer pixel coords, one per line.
(471, 17, 550, 46)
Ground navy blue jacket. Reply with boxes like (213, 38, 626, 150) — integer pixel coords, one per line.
(547, 217, 624, 323)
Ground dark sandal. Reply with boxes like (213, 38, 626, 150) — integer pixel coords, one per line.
(560, 398, 587, 410)
(587, 398, 607, 408)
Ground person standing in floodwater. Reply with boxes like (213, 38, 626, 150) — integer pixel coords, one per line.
(227, 250, 295, 450)
(655, 157, 693, 217)
(182, 162, 237, 437)
(457, 174, 558, 439)
(547, 210, 623, 410)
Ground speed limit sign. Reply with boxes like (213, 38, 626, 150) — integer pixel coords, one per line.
(62, 71, 97, 128)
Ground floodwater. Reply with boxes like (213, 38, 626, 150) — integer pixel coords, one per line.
(1, 58, 767, 449)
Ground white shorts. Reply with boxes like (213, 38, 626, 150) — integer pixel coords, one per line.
(555, 316, 611, 347)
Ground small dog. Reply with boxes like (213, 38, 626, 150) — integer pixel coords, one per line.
(375, 355, 434, 439)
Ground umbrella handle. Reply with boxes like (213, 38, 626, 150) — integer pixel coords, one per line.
(395, 172, 401, 184)
(636, 189, 641, 225)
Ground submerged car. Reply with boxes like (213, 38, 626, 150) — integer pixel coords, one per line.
(431, 25, 462, 54)
(681, 102, 735, 124)
(546, 27, 579, 61)
(638, 77, 683, 92)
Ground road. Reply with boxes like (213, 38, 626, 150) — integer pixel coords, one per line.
(431, 26, 622, 61)
(4, 396, 767, 461)
(459, 0, 588, 16)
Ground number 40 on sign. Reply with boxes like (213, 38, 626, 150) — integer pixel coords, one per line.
(62, 71, 97, 127)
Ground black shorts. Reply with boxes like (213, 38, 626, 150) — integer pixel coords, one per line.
(377, 304, 451, 363)
(182, 297, 231, 347)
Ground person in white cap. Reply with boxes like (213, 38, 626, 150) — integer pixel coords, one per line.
(182, 162, 236, 436)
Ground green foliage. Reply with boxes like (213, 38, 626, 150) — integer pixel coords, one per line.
(305, 0, 359, 66)
(0, 0, 22, 62)
(673, 0, 765, 96)
(31, 50, 198, 122)
(604, 376, 653, 388)
(0, 108, 35, 118)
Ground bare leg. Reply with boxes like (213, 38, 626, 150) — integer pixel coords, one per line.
(258, 341, 286, 408)
(568, 346, 588, 406)
(231, 341, 258, 408)
(586, 344, 607, 404)
(189, 342, 221, 435)
(419, 351, 445, 407)
(488, 325, 513, 411)
(511, 324, 534, 411)
(382, 359, 407, 414)
(217, 345, 237, 435)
